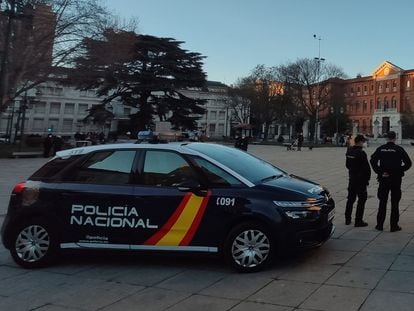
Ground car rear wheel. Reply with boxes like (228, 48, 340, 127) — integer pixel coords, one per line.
(10, 220, 59, 268)
(225, 221, 273, 272)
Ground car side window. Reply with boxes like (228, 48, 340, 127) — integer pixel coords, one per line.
(142, 150, 198, 187)
(191, 157, 242, 187)
(68, 150, 136, 185)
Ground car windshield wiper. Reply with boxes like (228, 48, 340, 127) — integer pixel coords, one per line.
(260, 174, 284, 183)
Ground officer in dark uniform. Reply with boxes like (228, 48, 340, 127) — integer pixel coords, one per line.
(345, 134, 371, 226)
(370, 131, 412, 232)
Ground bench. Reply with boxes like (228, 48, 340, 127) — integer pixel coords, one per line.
(12, 151, 43, 158)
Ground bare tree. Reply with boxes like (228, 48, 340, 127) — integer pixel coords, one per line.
(235, 65, 294, 140)
(277, 58, 346, 119)
(0, 0, 115, 111)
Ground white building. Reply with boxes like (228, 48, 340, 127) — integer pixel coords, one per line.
(0, 80, 238, 140)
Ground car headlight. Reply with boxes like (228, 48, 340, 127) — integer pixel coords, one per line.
(273, 200, 322, 220)
(284, 210, 315, 219)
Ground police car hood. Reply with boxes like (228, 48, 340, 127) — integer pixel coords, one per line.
(258, 174, 325, 200)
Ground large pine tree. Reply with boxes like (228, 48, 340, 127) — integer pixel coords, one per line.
(70, 29, 207, 131)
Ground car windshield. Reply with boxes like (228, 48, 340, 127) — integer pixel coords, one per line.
(186, 143, 286, 184)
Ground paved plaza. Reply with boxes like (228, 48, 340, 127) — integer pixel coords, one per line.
(2, 144, 414, 310)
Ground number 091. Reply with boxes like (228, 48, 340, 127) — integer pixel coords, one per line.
(216, 197, 235, 206)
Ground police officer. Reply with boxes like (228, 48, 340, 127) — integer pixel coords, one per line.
(370, 131, 412, 232)
(345, 134, 371, 226)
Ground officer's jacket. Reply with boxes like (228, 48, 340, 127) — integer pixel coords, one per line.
(370, 142, 412, 177)
(346, 146, 371, 183)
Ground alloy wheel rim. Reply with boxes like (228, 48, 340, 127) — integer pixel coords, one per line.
(231, 229, 270, 268)
(15, 225, 50, 262)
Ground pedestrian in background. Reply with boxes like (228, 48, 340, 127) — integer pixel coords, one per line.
(297, 132, 304, 151)
(43, 134, 53, 158)
(370, 131, 412, 232)
(345, 134, 371, 226)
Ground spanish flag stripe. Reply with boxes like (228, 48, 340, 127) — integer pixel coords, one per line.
(156, 194, 204, 246)
(179, 191, 211, 246)
(144, 192, 192, 245)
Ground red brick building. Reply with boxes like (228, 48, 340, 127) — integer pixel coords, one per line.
(337, 61, 414, 138)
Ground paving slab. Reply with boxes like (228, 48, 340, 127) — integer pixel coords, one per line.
(360, 290, 414, 311)
(300, 284, 371, 311)
(325, 266, 386, 289)
(249, 279, 320, 307)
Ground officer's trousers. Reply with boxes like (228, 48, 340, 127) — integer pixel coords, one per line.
(377, 176, 402, 228)
(345, 181, 367, 222)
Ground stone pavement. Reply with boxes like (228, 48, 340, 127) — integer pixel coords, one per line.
(1, 144, 414, 310)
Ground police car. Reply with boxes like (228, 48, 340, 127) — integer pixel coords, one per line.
(1, 143, 335, 272)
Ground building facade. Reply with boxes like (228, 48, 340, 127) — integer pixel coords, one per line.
(330, 61, 414, 139)
(0, 80, 234, 140)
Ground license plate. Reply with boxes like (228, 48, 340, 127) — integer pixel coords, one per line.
(328, 209, 335, 221)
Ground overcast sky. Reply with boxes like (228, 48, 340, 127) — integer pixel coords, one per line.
(105, 0, 414, 85)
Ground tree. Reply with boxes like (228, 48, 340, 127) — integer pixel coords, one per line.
(83, 104, 114, 131)
(235, 65, 295, 140)
(70, 29, 207, 132)
(0, 0, 111, 112)
(277, 58, 346, 139)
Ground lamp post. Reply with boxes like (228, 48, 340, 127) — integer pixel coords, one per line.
(331, 106, 344, 145)
(313, 34, 325, 144)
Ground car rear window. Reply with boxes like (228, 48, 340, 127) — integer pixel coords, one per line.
(30, 155, 83, 181)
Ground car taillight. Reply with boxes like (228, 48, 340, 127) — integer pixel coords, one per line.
(12, 182, 26, 194)
(12, 181, 40, 206)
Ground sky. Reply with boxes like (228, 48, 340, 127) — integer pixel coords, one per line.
(104, 0, 414, 85)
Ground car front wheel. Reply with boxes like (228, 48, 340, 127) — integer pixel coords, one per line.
(225, 221, 273, 272)
(10, 219, 59, 268)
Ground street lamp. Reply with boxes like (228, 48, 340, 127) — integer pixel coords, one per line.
(330, 106, 344, 145)
(313, 34, 325, 144)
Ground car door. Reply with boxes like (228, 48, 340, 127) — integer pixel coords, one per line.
(57, 149, 139, 249)
(130, 149, 216, 252)
(185, 155, 251, 248)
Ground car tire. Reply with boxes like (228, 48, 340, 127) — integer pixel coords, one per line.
(224, 221, 274, 273)
(10, 219, 59, 268)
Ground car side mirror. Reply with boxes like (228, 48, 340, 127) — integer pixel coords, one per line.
(177, 179, 207, 196)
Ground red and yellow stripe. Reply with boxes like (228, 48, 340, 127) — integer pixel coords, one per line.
(144, 191, 211, 246)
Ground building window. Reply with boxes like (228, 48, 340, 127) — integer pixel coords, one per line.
(34, 102, 46, 114)
(364, 85, 367, 95)
(377, 98, 381, 109)
(78, 104, 89, 115)
(209, 123, 216, 133)
(62, 119, 73, 132)
(49, 102, 61, 114)
(210, 111, 217, 120)
(217, 123, 224, 135)
(64, 103, 75, 114)
(349, 104, 353, 112)
(393, 80, 397, 91)
(48, 119, 59, 132)
(357, 86, 361, 95)
(371, 84, 374, 92)
(407, 80, 411, 89)
(355, 101, 360, 112)
(33, 118, 44, 131)
(391, 96, 397, 108)
(218, 111, 225, 120)
(370, 100, 373, 111)
(385, 82, 389, 92)
(379, 84, 383, 93)
(384, 97, 389, 110)
(363, 101, 367, 112)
